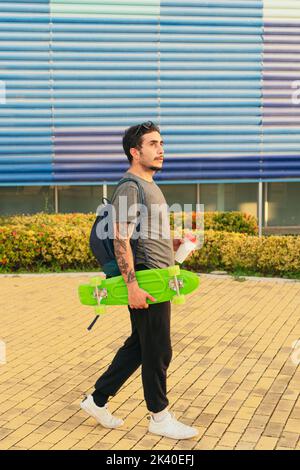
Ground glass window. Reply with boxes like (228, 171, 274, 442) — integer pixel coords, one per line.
(200, 184, 218, 212)
(267, 182, 300, 226)
(0, 186, 55, 216)
(58, 185, 103, 214)
(200, 183, 257, 217)
(224, 183, 258, 218)
(158, 184, 197, 211)
(107, 184, 117, 200)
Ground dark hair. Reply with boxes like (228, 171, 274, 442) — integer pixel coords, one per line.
(122, 121, 160, 164)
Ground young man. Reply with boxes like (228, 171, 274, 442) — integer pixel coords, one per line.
(81, 122, 198, 440)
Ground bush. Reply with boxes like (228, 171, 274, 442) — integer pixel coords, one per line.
(184, 230, 300, 276)
(2, 212, 298, 277)
(170, 211, 258, 235)
(205, 211, 258, 235)
(0, 213, 98, 271)
(0, 212, 95, 229)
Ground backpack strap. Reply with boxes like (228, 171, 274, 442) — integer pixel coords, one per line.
(101, 197, 111, 205)
(111, 177, 145, 206)
(111, 177, 149, 264)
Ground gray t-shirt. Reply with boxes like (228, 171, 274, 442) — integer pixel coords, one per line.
(112, 171, 175, 269)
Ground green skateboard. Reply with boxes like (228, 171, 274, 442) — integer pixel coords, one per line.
(78, 265, 200, 330)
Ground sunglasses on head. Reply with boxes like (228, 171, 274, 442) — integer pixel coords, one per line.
(134, 121, 155, 136)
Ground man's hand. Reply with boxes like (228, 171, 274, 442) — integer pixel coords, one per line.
(128, 282, 156, 309)
(173, 238, 184, 251)
(113, 222, 156, 309)
(173, 238, 197, 259)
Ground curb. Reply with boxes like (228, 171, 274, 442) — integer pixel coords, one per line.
(1, 271, 300, 284)
(199, 273, 300, 284)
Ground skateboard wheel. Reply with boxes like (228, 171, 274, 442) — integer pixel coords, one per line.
(89, 277, 103, 287)
(167, 265, 180, 276)
(172, 294, 186, 305)
(94, 305, 106, 315)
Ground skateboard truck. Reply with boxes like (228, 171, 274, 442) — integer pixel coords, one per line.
(167, 266, 186, 305)
(169, 279, 184, 291)
(87, 275, 107, 331)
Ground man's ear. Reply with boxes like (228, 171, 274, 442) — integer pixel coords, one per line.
(130, 147, 139, 162)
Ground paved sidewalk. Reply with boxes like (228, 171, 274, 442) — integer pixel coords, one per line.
(0, 273, 300, 450)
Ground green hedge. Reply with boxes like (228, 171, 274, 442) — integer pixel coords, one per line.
(184, 230, 300, 276)
(0, 213, 299, 276)
(0, 213, 98, 271)
(204, 211, 258, 235)
(1, 210, 258, 235)
(170, 211, 258, 235)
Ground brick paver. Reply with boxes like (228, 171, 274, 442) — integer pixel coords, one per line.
(0, 273, 300, 450)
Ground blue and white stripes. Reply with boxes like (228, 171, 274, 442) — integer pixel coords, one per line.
(0, 0, 299, 185)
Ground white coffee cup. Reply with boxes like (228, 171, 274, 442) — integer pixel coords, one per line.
(175, 233, 198, 264)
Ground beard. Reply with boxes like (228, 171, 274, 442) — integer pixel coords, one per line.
(149, 165, 162, 172)
(140, 161, 162, 172)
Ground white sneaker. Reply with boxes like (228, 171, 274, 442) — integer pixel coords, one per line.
(80, 395, 124, 429)
(148, 412, 198, 440)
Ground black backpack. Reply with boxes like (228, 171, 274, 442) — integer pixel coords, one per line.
(89, 177, 149, 277)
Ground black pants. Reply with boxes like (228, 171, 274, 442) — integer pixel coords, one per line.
(92, 265, 172, 413)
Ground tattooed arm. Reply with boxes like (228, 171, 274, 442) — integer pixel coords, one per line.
(113, 222, 137, 286)
(113, 222, 155, 309)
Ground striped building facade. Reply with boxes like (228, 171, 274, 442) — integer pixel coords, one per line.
(0, 1, 300, 229)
